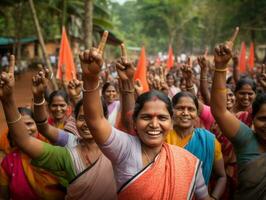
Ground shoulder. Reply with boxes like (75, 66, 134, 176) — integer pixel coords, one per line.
(195, 128, 215, 139)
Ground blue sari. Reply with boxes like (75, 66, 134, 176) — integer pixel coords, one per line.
(185, 128, 215, 184)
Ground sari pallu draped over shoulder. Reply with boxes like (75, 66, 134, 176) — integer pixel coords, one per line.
(118, 143, 200, 200)
(234, 153, 266, 200)
(66, 154, 117, 200)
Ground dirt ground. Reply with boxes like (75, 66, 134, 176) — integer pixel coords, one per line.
(0, 70, 36, 133)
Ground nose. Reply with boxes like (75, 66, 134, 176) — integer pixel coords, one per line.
(149, 117, 159, 128)
(56, 106, 62, 111)
(182, 108, 189, 115)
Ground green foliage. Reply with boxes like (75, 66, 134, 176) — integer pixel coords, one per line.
(110, 0, 266, 55)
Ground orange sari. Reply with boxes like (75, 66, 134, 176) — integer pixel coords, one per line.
(118, 143, 200, 200)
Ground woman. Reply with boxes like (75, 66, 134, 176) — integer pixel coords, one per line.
(210, 28, 266, 199)
(166, 73, 180, 99)
(80, 32, 210, 200)
(102, 82, 121, 126)
(166, 91, 227, 200)
(232, 77, 256, 114)
(0, 60, 116, 200)
(47, 90, 78, 136)
(0, 107, 65, 200)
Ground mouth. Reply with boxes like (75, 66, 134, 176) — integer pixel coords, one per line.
(146, 130, 162, 137)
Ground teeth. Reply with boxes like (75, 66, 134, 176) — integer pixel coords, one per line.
(147, 131, 161, 135)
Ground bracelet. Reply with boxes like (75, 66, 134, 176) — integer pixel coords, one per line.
(35, 118, 48, 126)
(187, 85, 194, 90)
(215, 68, 227, 72)
(216, 88, 227, 93)
(34, 98, 45, 106)
(121, 88, 135, 93)
(210, 194, 218, 200)
(7, 114, 22, 125)
(201, 77, 207, 80)
(82, 81, 100, 93)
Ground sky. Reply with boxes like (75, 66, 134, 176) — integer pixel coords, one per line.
(111, 0, 134, 5)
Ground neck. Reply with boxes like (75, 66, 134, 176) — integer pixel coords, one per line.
(141, 142, 162, 161)
(234, 103, 249, 113)
(80, 139, 99, 151)
(173, 125, 194, 138)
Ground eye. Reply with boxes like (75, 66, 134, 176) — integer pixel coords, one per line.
(158, 116, 169, 121)
(140, 115, 151, 120)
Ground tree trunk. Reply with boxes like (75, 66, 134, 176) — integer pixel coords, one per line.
(84, 0, 93, 49)
(28, 0, 58, 90)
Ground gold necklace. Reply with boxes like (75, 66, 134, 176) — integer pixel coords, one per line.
(142, 148, 151, 163)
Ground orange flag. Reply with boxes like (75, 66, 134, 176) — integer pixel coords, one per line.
(238, 42, 246, 73)
(134, 47, 149, 92)
(166, 46, 174, 69)
(56, 27, 76, 81)
(248, 42, 254, 72)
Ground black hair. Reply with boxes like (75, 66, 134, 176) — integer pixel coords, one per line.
(252, 93, 266, 117)
(132, 90, 173, 121)
(74, 98, 108, 119)
(48, 90, 69, 106)
(102, 82, 117, 96)
(235, 77, 256, 93)
(18, 107, 34, 118)
(172, 91, 199, 111)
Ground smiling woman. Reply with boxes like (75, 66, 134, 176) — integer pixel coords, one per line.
(80, 34, 210, 199)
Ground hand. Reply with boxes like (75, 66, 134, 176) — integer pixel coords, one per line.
(0, 55, 15, 101)
(232, 52, 239, 68)
(198, 48, 208, 72)
(134, 79, 143, 95)
(32, 68, 49, 98)
(68, 79, 82, 98)
(214, 27, 239, 68)
(181, 57, 193, 81)
(258, 64, 266, 89)
(79, 31, 108, 78)
(116, 43, 136, 81)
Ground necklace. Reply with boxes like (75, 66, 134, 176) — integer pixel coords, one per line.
(142, 148, 151, 163)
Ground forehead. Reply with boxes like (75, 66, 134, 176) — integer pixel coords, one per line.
(174, 96, 196, 107)
(139, 100, 169, 115)
(106, 85, 116, 91)
(22, 114, 34, 122)
(237, 84, 254, 92)
(51, 96, 67, 104)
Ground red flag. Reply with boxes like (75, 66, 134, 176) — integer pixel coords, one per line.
(166, 46, 174, 69)
(56, 27, 76, 81)
(238, 42, 246, 73)
(134, 47, 149, 92)
(248, 42, 254, 72)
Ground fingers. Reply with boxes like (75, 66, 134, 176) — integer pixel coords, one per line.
(8, 55, 15, 75)
(120, 43, 128, 63)
(116, 62, 126, 71)
(229, 27, 239, 43)
(98, 31, 109, 56)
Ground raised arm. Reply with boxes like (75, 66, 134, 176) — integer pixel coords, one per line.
(67, 79, 82, 106)
(81, 31, 112, 145)
(181, 57, 196, 96)
(32, 69, 60, 143)
(198, 49, 211, 105)
(0, 55, 43, 159)
(116, 43, 135, 132)
(210, 27, 241, 139)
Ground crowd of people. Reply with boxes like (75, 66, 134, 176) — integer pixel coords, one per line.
(0, 27, 265, 200)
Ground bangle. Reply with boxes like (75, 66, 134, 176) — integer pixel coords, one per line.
(7, 114, 22, 125)
(216, 88, 227, 93)
(35, 118, 48, 126)
(201, 77, 207, 80)
(82, 81, 100, 93)
(121, 88, 135, 93)
(215, 68, 227, 72)
(187, 85, 194, 90)
(34, 98, 45, 106)
(210, 195, 218, 200)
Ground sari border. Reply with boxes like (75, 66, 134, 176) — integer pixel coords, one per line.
(188, 159, 201, 200)
(117, 160, 155, 193)
(69, 156, 101, 184)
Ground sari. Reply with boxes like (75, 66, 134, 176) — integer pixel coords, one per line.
(234, 153, 266, 200)
(166, 129, 215, 185)
(118, 143, 200, 200)
(0, 130, 65, 199)
(107, 100, 120, 126)
(0, 149, 65, 200)
(66, 154, 117, 200)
